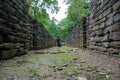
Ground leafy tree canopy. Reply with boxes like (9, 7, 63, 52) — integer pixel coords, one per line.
(66, 0, 90, 26)
(28, 0, 60, 26)
(27, 0, 90, 41)
(56, 0, 90, 41)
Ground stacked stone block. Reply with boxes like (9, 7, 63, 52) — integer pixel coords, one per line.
(32, 19, 55, 50)
(66, 17, 87, 49)
(0, 0, 55, 60)
(89, 0, 120, 54)
(66, 0, 120, 54)
(0, 0, 30, 59)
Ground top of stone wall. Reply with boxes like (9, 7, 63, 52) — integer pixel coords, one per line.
(90, 0, 119, 19)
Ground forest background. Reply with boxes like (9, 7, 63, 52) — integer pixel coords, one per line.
(28, 0, 90, 41)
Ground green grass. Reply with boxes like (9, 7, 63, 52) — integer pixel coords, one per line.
(87, 65, 97, 70)
(51, 46, 73, 52)
(25, 53, 74, 66)
(61, 46, 73, 51)
(0, 46, 74, 79)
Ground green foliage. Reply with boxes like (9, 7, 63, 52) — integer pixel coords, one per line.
(27, 0, 90, 41)
(60, 0, 90, 39)
(46, 18, 74, 41)
(28, 0, 59, 26)
(51, 46, 72, 52)
(57, 18, 74, 40)
(50, 0, 90, 41)
(67, 0, 90, 21)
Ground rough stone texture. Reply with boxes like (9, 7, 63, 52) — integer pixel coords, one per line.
(88, 0, 120, 54)
(66, 17, 87, 49)
(0, 0, 55, 60)
(32, 19, 55, 50)
(66, 0, 120, 54)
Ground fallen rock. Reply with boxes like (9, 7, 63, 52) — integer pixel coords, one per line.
(78, 77, 87, 80)
(68, 72, 74, 77)
(69, 49, 73, 51)
(86, 68, 92, 72)
(49, 65, 56, 68)
(107, 69, 112, 72)
(62, 63, 69, 67)
(79, 67, 85, 70)
(81, 61, 85, 63)
(73, 58, 77, 60)
(93, 69, 100, 73)
(56, 67, 63, 71)
(75, 64, 81, 66)
(99, 72, 106, 75)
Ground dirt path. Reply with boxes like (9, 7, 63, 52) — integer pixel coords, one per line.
(0, 46, 120, 80)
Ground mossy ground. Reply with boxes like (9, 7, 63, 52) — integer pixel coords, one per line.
(0, 46, 119, 80)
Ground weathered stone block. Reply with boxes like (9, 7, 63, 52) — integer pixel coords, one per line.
(90, 32, 96, 37)
(111, 22, 120, 32)
(112, 1, 120, 10)
(104, 27, 111, 34)
(106, 17, 113, 26)
(93, 25, 99, 31)
(98, 47, 107, 52)
(3, 3, 15, 14)
(109, 32, 120, 40)
(110, 41, 120, 48)
(103, 34, 109, 42)
(103, 42, 109, 48)
(103, 7, 112, 17)
(98, 17, 106, 24)
(107, 48, 120, 54)
(0, 43, 15, 50)
(114, 13, 120, 22)
(1, 49, 17, 59)
(104, 22, 120, 34)
(0, 9, 8, 19)
(0, 18, 7, 23)
(96, 29, 104, 36)
(16, 47, 26, 56)
(0, 26, 13, 35)
(98, 14, 103, 20)
(99, 22, 105, 29)
(96, 43, 102, 46)
(8, 15, 18, 22)
(107, 11, 116, 18)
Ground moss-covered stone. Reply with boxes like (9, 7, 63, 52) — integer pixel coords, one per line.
(0, 0, 55, 60)
(1, 49, 17, 59)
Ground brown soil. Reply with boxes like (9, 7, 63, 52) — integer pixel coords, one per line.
(0, 47, 120, 80)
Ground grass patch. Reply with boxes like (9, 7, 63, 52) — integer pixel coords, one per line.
(27, 67, 41, 77)
(95, 74, 106, 80)
(0, 46, 74, 79)
(61, 65, 79, 76)
(51, 46, 73, 52)
(24, 53, 74, 66)
(61, 46, 73, 51)
(87, 65, 97, 70)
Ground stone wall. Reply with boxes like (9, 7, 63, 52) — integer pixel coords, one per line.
(66, 17, 87, 49)
(89, 0, 120, 54)
(0, 0, 55, 60)
(32, 19, 55, 50)
(66, 0, 120, 54)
